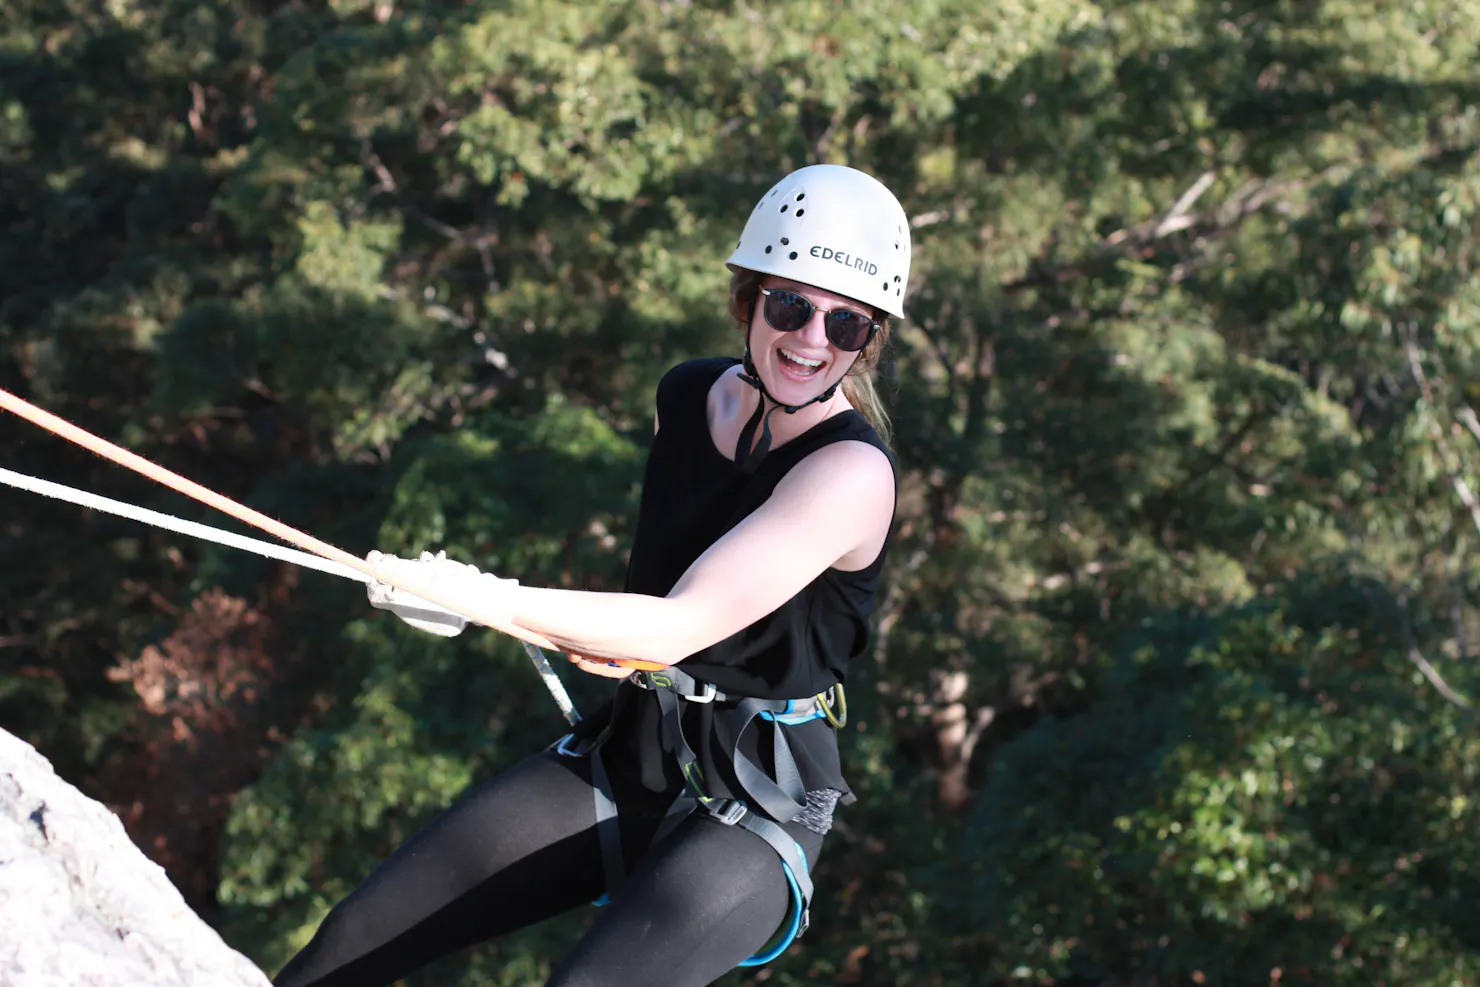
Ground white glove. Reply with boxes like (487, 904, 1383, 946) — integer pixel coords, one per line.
(364, 550, 518, 638)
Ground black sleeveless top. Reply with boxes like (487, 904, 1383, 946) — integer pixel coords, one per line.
(588, 357, 897, 810)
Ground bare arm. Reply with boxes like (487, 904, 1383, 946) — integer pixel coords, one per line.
(499, 439, 894, 666)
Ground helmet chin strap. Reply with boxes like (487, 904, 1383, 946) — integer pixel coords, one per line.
(734, 343, 841, 475)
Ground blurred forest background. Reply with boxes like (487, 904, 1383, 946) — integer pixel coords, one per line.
(3, 0, 1480, 984)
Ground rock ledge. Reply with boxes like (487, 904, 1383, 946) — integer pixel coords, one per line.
(0, 728, 271, 987)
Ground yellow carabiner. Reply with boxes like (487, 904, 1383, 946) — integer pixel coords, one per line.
(818, 683, 847, 729)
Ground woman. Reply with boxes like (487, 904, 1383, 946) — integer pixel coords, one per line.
(273, 163, 911, 987)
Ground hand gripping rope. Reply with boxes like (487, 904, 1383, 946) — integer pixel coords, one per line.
(0, 387, 655, 724)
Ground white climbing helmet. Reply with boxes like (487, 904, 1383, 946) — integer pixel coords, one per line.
(725, 164, 911, 319)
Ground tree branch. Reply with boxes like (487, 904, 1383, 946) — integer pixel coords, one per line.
(1155, 169, 1218, 237)
(1456, 405, 1480, 448)
(1409, 646, 1473, 707)
(1403, 326, 1480, 538)
(1003, 166, 1342, 294)
(1397, 594, 1473, 709)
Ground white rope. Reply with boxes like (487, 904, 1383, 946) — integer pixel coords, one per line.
(0, 466, 369, 580)
(520, 642, 581, 724)
(0, 465, 580, 725)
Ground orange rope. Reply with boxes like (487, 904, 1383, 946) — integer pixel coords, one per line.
(0, 387, 661, 669)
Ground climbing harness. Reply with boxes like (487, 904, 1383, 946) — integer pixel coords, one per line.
(554, 664, 848, 965)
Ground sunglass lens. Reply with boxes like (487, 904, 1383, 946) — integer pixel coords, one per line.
(764, 290, 814, 332)
(765, 290, 814, 331)
(826, 311, 874, 351)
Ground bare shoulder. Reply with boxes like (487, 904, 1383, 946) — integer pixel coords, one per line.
(790, 436, 894, 484)
(774, 437, 896, 515)
(773, 438, 894, 570)
(708, 361, 745, 416)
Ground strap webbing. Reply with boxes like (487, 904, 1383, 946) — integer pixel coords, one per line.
(713, 697, 809, 823)
(588, 747, 626, 895)
(732, 350, 840, 474)
(733, 398, 786, 475)
(732, 811, 814, 913)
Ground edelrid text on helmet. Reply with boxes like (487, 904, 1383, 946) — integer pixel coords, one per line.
(809, 245, 878, 276)
(726, 164, 911, 318)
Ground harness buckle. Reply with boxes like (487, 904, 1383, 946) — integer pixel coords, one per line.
(704, 798, 749, 826)
(685, 680, 718, 703)
(640, 670, 718, 703)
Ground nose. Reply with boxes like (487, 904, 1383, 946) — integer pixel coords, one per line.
(794, 309, 831, 349)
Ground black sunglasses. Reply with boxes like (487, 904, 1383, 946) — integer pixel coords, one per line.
(760, 288, 879, 352)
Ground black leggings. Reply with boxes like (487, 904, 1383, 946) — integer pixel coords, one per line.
(272, 747, 825, 987)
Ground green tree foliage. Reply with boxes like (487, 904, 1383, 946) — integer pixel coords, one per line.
(2, 0, 1478, 983)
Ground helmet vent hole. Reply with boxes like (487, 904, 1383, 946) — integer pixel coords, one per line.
(780, 204, 789, 213)
(788, 251, 798, 260)
(780, 237, 789, 245)
(894, 275, 901, 282)
(795, 193, 805, 201)
(765, 245, 773, 254)
(882, 281, 889, 292)
(795, 208, 805, 217)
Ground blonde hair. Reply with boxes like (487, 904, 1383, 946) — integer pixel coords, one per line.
(727, 268, 893, 447)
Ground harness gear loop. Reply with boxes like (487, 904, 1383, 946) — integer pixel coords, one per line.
(553, 667, 844, 965)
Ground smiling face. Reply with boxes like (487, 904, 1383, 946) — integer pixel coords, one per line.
(747, 274, 874, 405)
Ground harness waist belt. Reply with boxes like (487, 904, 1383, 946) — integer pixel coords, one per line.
(629, 668, 838, 725)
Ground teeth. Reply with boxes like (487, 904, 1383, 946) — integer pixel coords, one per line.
(781, 349, 823, 368)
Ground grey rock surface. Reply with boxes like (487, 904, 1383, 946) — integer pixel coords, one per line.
(0, 728, 272, 987)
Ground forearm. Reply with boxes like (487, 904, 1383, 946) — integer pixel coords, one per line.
(499, 584, 706, 666)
